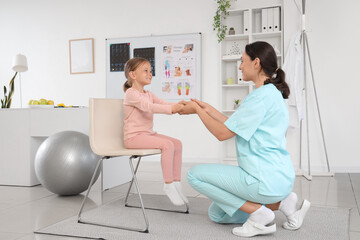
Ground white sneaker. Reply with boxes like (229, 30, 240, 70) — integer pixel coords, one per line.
(232, 219, 276, 237)
(163, 183, 185, 206)
(283, 199, 311, 230)
(174, 182, 189, 204)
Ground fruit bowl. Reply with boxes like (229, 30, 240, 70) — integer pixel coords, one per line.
(28, 98, 55, 108)
(28, 105, 54, 108)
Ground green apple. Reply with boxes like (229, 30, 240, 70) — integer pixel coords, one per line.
(39, 99, 47, 105)
(28, 100, 33, 105)
(33, 100, 39, 105)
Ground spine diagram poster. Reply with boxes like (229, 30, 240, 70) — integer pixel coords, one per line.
(161, 40, 196, 99)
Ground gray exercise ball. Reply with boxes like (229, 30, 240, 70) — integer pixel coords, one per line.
(35, 131, 100, 196)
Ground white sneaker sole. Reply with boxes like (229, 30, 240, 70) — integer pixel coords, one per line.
(232, 220, 276, 237)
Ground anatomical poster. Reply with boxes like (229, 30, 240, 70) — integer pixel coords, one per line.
(160, 40, 196, 100)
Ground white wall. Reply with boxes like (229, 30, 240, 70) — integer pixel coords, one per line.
(283, 0, 360, 172)
(0, 0, 221, 163)
(0, 0, 359, 171)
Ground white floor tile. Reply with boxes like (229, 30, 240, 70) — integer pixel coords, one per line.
(18, 233, 81, 240)
(350, 208, 360, 232)
(350, 231, 360, 240)
(0, 185, 52, 205)
(0, 232, 26, 240)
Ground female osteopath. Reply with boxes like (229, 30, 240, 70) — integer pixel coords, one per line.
(180, 41, 310, 237)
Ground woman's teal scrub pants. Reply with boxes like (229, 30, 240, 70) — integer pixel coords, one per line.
(187, 164, 286, 223)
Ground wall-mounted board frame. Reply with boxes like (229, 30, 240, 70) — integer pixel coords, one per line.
(69, 38, 94, 74)
(106, 33, 201, 100)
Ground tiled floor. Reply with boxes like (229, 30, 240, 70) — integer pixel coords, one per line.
(0, 162, 359, 240)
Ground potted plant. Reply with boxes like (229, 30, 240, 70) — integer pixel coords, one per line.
(228, 27, 235, 35)
(213, 0, 231, 43)
(1, 72, 17, 108)
(234, 99, 240, 109)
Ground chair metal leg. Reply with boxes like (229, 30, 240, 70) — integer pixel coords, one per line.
(78, 156, 105, 222)
(124, 156, 142, 205)
(125, 156, 189, 214)
(128, 155, 150, 232)
(77, 156, 150, 233)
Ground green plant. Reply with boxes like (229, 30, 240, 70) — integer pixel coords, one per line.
(1, 72, 18, 108)
(229, 27, 234, 30)
(213, 0, 231, 43)
(234, 99, 240, 105)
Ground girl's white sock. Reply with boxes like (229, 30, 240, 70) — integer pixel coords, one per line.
(163, 183, 185, 206)
(279, 192, 298, 217)
(174, 181, 189, 203)
(248, 205, 275, 226)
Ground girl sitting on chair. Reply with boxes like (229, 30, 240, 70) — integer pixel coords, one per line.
(122, 57, 187, 206)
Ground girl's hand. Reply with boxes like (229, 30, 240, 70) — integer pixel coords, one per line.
(172, 103, 184, 114)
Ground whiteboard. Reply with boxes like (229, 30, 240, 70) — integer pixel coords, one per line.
(106, 33, 201, 101)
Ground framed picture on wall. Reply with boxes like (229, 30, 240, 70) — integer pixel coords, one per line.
(69, 38, 94, 74)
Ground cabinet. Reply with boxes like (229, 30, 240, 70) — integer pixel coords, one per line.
(220, 2, 283, 161)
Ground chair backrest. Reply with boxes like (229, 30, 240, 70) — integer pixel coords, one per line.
(89, 98, 125, 155)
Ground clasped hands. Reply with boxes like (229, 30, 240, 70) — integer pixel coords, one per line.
(171, 99, 204, 115)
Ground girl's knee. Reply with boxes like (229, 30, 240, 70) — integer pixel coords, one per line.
(160, 140, 175, 151)
(172, 138, 182, 151)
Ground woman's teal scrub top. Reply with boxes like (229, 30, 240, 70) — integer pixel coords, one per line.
(225, 83, 295, 197)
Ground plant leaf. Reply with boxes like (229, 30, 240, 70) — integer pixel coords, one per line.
(7, 98, 12, 108)
(3, 86, 6, 95)
(9, 72, 17, 86)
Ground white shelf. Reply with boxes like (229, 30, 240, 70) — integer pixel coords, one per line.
(222, 83, 251, 87)
(222, 55, 241, 61)
(222, 109, 236, 113)
(224, 34, 249, 41)
(252, 31, 281, 38)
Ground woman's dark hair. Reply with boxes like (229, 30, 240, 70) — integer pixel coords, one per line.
(245, 41, 290, 99)
(123, 57, 150, 92)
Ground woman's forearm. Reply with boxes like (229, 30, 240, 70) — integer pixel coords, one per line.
(195, 105, 235, 141)
(206, 104, 229, 123)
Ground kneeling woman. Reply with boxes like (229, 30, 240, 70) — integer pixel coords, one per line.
(181, 41, 310, 237)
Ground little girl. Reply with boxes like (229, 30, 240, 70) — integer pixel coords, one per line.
(123, 57, 188, 206)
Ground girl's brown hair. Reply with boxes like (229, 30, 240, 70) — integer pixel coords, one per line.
(245, 41, 290, 99)
(123, 57, 150, 92)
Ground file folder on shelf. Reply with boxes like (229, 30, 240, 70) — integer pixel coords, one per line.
(261, 8, 268, 33)
(237, 60, 243, 83)
(243, 10, 249, 34)
(273, 7, 280, 32)
(267, 8, 274, 32)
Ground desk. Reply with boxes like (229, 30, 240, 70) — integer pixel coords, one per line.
(0, 108, 132, 188)
(0, 108, 89, 186)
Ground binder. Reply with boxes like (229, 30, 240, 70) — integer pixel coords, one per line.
(243, 10, 249, 34)
(273, 7, 280, 32)
(237, 60, 243, 83)
(267, 8, 274, 32)
(261, 8, 268, 33)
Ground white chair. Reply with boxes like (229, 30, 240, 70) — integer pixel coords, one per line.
(77, 98, 189, 233)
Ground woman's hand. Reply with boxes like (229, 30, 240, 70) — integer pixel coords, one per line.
(179, 101, 199, 115)
(191, 99, 211, 113)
